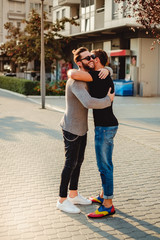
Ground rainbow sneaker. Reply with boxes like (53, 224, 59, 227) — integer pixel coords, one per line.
(89, 195, 104, 204)
(87, 205, 115, 218)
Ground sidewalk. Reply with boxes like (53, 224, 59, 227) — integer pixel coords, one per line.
(0, 89, 160, 240)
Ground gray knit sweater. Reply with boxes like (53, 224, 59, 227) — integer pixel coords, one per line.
(60, 79, 111, 136)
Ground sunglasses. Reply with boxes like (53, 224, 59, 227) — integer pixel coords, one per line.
(80, 54, 96, 61)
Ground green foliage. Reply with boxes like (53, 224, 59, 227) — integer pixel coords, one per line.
(33, 80, 66, 96)
(0, 10, 79, 66)
(0, 76, 39, 95)
(0, 76, 66, 96)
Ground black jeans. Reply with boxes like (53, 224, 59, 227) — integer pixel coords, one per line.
(59, 130, 87, 198)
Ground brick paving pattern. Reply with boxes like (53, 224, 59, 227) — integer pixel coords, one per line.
(0, 89, 160, 240)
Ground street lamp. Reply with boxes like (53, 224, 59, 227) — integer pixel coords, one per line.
(40, 0, 46, 109)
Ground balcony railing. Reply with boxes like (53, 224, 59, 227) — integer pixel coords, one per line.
(95, 10, 104, 29)
(8, 0, 25, 2)
(70, 23, 81, 35)
(8, 12, 25, 20)
(58, 0, 80, 6)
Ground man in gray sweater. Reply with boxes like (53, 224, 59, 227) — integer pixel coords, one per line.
(57, 47, 114, 214)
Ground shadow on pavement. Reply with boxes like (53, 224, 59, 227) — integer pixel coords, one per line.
(0, 116, 62, 141)
(61, 206, 160, 239)
(120, 117, 160, 130)
(120, 121, 160, 132)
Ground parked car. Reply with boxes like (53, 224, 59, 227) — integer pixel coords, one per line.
(4, 72, 16, 77)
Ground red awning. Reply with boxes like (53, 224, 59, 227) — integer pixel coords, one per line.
(109, 50, 131, 57)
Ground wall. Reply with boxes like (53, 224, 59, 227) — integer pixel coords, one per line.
(104, 0, 137, 30)
(0, 0, 3, 43)
(131, 38, 160, 96)
(158, 43, 160, 96)
(2, 0, 9, 43)
(141, 38, 160, 96)
(52, 4, 71, 36)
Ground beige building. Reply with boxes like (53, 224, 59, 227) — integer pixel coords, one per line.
(0, 0, 52, 72)
(53, 0, 160, 97)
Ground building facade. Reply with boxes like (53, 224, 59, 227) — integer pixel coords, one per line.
(0, 0, 52, 73)
(53, 0, 160, 97)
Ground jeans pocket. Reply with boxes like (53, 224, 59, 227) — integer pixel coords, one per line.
(103, 127, 118, 144)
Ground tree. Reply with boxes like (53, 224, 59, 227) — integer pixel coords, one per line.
(0, 10, 78, 71)
(115, 0, 160, 48)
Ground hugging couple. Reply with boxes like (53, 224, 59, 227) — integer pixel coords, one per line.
(56, 47, 118, 218)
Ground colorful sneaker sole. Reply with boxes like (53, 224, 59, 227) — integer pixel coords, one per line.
(89, 196, 104, 204)
(87, 205, 115, 218)
(88, 210, 115, 218)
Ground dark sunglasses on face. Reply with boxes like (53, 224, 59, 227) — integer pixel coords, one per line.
(80, 54, 96, 61)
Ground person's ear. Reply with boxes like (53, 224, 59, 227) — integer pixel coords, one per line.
(77, 61, 82, 67)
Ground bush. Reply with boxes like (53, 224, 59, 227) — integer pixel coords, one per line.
(0, 76, 39, 95)
(0, 76, 66, 96)
(33, 80, 66, 96)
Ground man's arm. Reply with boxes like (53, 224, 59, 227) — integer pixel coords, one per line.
(68, 69, 92, 82)
(98, 66, 113, 78)
(71, 80, 112, 109)
(68, 68, 112, 82)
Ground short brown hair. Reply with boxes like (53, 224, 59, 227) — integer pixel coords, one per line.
(72, 47, 88, 63)
(91, 49, 108, 66)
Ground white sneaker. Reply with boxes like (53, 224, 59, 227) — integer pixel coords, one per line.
(68, 193, 92, 205)
(56, 199, 81, 214)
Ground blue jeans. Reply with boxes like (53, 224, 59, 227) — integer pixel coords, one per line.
(95, 126, 118, 199)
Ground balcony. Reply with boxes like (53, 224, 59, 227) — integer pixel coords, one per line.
(8, 0, 25, 2)
(95, 8, 104, 29)
(58, 0, 80, 6)
(70, 22, 81, 35)
(8, 12, 25, 20)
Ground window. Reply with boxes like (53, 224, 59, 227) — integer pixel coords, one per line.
(112, 0, 119, 19)
(81, 0, 95, 32)
(62, 9, 66, 18)
(35, 3, 39, 10)
(71, 6, 79, 19)
(81, 0, 85, 8)
(81, 0, 94, 7)
(56, 11, 60, 20)
(30, 3, 33, 10)
(17, 22, 21, 28)
(96, 0, 104, 12)
(30, 3, 41, 11)
(86, 0, 89, 7)
(90, 0, 94, 5)
(85, 18, 90, 32)
(94, 42, 103, 49)
(49, 5, 52, 14)
(44, 5, 47, 12)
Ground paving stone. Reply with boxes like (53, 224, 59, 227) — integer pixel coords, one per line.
(71, 235, 88, 240)
(0, 91, 160, 240)
(21, 232, 35, 239)
(57, 231, 72, 239)
(34, 235, 49, 240)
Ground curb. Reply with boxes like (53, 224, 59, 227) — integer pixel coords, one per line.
(0, 88, 65, 113)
